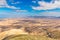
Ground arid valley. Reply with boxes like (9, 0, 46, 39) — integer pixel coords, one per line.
(0, 18, 60, 40)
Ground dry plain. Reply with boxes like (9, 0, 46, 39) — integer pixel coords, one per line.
(0, 18, 60, 40)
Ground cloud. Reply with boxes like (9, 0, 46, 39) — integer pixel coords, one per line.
(0, 0, 19, 9)
(39, 11, 60, 17)
(14, 9, 28, 13)
(11, 1, 20, 4)
(32, 0, 60, 10)
(32, 1, 36, 3)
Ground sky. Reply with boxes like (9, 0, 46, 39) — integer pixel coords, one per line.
(0, 0, 60, 18)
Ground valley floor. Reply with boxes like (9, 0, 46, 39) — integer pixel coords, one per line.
(0, 18, 60, 40)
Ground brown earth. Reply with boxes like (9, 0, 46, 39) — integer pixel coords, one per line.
(0, 18, 60, 40)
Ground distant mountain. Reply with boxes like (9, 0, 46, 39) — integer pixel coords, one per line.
(28, 16, 60, 19)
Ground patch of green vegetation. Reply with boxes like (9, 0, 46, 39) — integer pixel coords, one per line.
(3, 34, 57, 40)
